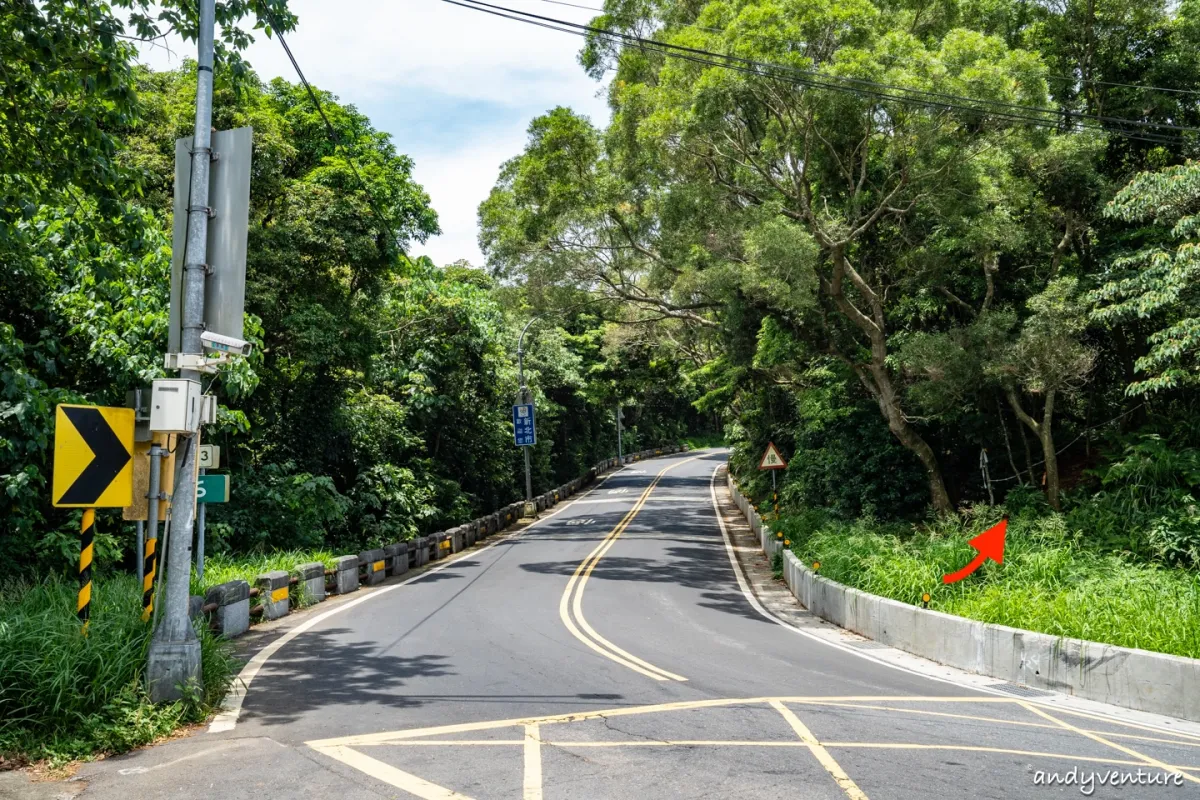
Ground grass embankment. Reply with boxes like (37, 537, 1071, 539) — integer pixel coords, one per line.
(0, 575, 237, 766)
(774, 507, 1200, 660)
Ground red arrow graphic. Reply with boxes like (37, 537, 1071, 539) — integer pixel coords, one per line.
(942, 519, 1007, 585)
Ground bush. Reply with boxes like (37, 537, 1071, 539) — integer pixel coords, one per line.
(204, 461, 348, 553)
(0, 575, 237, 765)
(1068, 434, 1200, 565)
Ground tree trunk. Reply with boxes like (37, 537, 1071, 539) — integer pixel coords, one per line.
(1005, 387, 1061, 511)
(823, 248, 954, 515)
(1040, 391, 1060, 511)
(867, 364, 954, 515)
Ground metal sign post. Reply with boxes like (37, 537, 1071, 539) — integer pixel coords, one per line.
(759, 441, 788, 518)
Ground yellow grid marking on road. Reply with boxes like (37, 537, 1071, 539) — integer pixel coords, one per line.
(1019, 702, 1200, 785)
(523, 724, 543, 800)
(820, 742, 1196, 769)
(799, 700, 1200, 750)
(1049, 704, 1200, 744)
(309, 696, 1025, 749)
(312, 744, 474, 799)
(557, 455, 701, 682)
(771, 700, 869, 800)
(306, 696, 1200, 799)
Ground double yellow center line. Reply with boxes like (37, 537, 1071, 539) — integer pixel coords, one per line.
(557, 456, 702, 681)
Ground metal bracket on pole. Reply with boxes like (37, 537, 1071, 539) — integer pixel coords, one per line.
(163, 352, 227, 374)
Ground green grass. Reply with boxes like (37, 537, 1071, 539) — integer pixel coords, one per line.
(192, 549, 339, 596)
(684, 433, 726, 450)
(0, 575, 238, 766)
(772, 504, 1200, 660)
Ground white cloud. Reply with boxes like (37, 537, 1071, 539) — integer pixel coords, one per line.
(137, 0, 610, 265)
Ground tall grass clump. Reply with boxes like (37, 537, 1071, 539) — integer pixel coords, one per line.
(0, 575, 238, 765)
(779, 502, 1200, 660)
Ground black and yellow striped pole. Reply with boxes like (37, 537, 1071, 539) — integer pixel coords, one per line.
(142, 535, 158, 622)
(79, 509, 94, 634)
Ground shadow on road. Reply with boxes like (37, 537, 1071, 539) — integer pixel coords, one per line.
(240, 627, 453, 726)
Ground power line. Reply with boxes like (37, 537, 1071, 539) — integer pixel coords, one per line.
(444, 0, 1191, 145)
(455, 0, 1198, 140)
(273, 29, 400, 248)
(518, 0, 1200, 99)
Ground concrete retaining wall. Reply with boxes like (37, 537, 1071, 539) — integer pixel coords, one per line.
(201, 443, 687, 639)
(726, 473, 1200, 723)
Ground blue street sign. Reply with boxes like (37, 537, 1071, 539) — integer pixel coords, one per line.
(513, 403, 536, 446)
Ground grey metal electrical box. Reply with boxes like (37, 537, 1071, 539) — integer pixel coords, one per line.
(149, 378, 203, 434)
(168, 126, 252, 354)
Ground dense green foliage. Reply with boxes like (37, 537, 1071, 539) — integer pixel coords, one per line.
(483, 0, 1200, 554)
(0, 9, 707, 579)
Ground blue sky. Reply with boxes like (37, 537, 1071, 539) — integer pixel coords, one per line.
(138, 0, 610, 267)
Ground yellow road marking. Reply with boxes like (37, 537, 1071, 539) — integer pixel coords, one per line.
(821, 742, 1193, 769)
(557, 455, 701, 682)
(312, 744, 474, 799)
(1050, 705, 1200, 744)
(1020, 702, 1200, 785)
(270, 586, 288, 603)
(308, 696, 1027, 749)
(212, 466, 609, 734)
(800, 700, 1200, 750)
(523, 724, 542, 800)
(771, 700, 869, 800)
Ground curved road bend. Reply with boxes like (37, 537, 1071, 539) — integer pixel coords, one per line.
(75, 451, 1200, 799)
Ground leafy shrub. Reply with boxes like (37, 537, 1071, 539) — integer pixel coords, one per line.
(1068, 434, 1200, 565)
(205, 461, 348, 553)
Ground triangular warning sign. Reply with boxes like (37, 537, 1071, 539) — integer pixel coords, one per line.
(759, 442, 787, 470)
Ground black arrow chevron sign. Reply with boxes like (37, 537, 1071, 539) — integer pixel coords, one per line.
(53, 404, 135, 508)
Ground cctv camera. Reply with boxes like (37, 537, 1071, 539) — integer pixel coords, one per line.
(200, 330, 252, 357)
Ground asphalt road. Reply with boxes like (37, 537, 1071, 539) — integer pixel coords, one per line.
(69, 450, 1200, 799)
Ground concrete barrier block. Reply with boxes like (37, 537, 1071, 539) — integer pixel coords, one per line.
(334, 555, 359, 594)
(294, 561, 326, 605)
(256, 570, 290, 620)
(852, 591, 881, 641)
(434, 532, 452, 559)
(205, 580, 250, 638)
(463, 522, 476, 548)
(384, 543, 409, 576)
(915, 607, 985, 673)
(873, 596, 917, 652)
(451, 527, 466, 553)
(359, 549, 387, 585)
(409, 536, 428, 568)
(1012, 628, 1060, 692)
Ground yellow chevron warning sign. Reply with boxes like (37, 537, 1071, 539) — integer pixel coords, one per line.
(53, 404, 135, 508)
(759, 441, 787, 470)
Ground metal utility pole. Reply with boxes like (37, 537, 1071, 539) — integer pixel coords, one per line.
(146, 0, 213, 702)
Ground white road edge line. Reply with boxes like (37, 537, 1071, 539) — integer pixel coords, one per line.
(705, 462, 1200, 737)
(207, 464, 638, 733)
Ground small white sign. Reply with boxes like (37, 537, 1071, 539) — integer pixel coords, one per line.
(198, 444, 221, 470)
